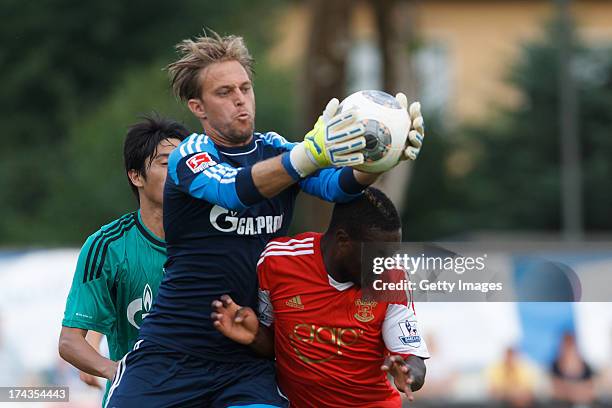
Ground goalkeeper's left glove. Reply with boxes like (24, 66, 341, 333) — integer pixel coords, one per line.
(287, 98, 366, 178)
(395, 92, 425, 161)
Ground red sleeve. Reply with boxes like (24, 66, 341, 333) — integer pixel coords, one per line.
(257, 254, 271, 292)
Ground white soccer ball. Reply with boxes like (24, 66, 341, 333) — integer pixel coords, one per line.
(338, 90, 410, 173)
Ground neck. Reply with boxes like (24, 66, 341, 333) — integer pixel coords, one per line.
(321, 233, 346, 283)
(138, 199, 164, 239)
(202, 122, 252, 147)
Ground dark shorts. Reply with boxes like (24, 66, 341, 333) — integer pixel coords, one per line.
(104, 340, 288, 408)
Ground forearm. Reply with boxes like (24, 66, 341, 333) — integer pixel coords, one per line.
(353, 169, 380, 186)
(85, 330, 103, 352)
(252, 155, 376, 202)
(251, 155, 297, 198)
(249, 324, 275, 358)
(58, 327, 116, 380)
(407, 355, 426, 391)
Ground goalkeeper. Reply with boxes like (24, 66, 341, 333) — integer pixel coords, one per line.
(106, 31, 425, 408)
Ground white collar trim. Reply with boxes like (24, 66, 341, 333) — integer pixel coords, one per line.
(328, 274, 354, 291)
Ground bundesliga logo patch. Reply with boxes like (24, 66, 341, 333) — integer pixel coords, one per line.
(186, 152, 216, 173)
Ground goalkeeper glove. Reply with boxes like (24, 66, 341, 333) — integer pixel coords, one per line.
(288, 98, 366, 178)
(395, 92, 425, 161)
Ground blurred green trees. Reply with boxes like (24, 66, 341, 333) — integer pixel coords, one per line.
(0, 0, 295, 245)
(403, 23, 612, 240)
(3, 2, 612, 245)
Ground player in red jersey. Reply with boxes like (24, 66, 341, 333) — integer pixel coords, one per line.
(211, 188, 429, 407)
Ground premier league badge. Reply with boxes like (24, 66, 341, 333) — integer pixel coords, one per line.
(398, 319, 421, 348)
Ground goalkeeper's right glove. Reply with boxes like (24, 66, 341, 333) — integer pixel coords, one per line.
(286, 98, 366, 178)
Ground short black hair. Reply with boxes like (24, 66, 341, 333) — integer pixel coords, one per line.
(123, 114, 190, 202)
(328, 187, 400, 239)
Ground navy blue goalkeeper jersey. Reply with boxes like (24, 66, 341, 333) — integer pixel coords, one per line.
(138, 131, 365, 362)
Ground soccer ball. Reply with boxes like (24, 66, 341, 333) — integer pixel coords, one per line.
(338, 90, 410, 173)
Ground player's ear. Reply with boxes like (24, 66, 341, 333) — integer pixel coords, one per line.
(128, 169, 145, 189)
(187, 98, 207, 120)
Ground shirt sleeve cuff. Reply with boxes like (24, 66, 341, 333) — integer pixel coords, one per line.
(235, 166, 266, 207)
(281, 152, 302, 181)
(338, 167, 367, 195)
(61, 319, 111, 336)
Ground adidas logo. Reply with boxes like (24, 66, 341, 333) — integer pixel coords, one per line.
(286, 295, 304, 309)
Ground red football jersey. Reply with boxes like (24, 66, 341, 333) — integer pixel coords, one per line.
(257, 232, 429, 408)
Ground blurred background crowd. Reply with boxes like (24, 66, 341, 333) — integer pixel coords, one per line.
(1, 0, 612, 406)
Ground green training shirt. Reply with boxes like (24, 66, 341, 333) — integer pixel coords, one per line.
(62, 210, 166, 403)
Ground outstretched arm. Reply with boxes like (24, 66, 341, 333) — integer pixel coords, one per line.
(170, 100, 366, 211)
(211, 295, 275, 358)
(253, 157, 380, 198)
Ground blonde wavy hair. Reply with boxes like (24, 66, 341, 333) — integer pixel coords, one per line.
(167, 31, 254, 101)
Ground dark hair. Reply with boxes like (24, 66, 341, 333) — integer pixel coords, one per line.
(328, 187, 400, 239)
(124, 114, 190, 202)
